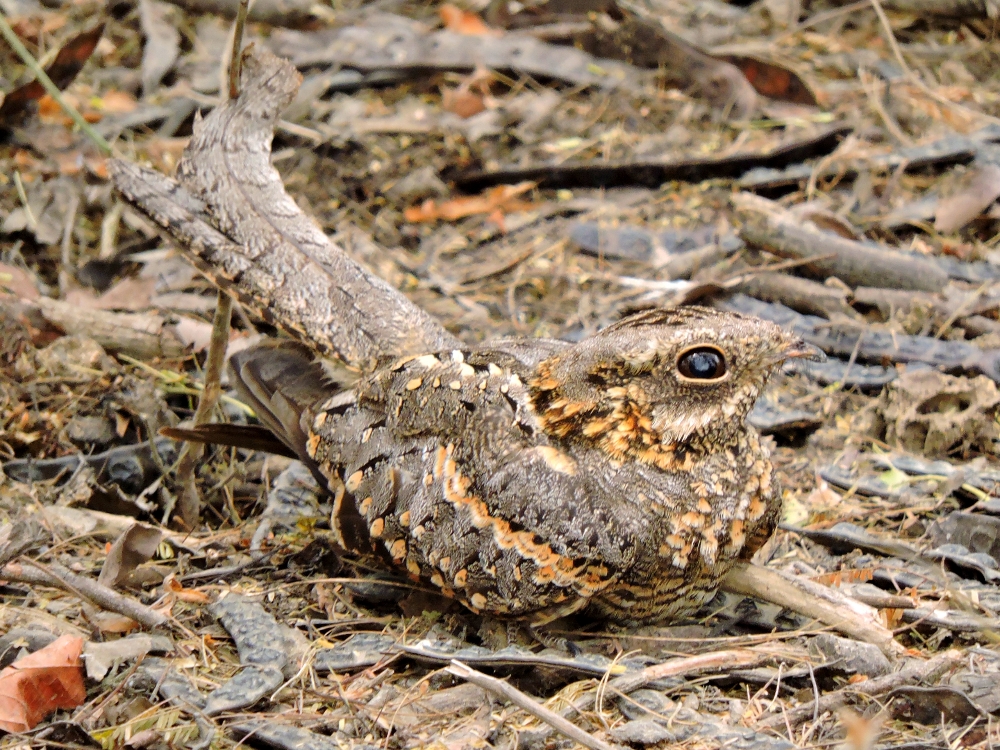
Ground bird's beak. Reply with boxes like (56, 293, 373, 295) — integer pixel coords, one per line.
(782, 337, 826, 362)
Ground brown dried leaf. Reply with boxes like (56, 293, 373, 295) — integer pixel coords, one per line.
(725, 56, 817, 106)
(98, 523, 163, 589)
(139, 0, 181, 95)
(171, 316, 218, 352)
(0, 23, 106, 124)
(0, 263, 40, 300)
(65, 277, 157, 311)
(90, 613, 141, 634)
(442, 87, 486, 118)
(934, 163, 1000, 234)
(96, 90, 139, 114)
(0, 634, 86, 733)
(163, 574, 211, 604)
(813, 569, 874, 587)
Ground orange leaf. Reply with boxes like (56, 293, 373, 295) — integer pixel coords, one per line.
(486, 207, 506, 233)
(405, 182, 535, 223)
(442, 88, 486, 118)
(37, 95, 62, 118)
(813, 568, 873, 587)
(85, 155, 109, 179)
(13, 149, 37, 169)
(163, 574, 211, 604)
(880, 607, 904, 629)
(0, 262, 40, 300)
(439, 4, 500, 36)
(0, 23, 104, 123)
(0, 635, 86, 733)
(55, 149, 84, 175)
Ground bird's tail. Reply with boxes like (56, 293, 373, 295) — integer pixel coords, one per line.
(227, 340, 355, 457)
(161, 341, 355, 458)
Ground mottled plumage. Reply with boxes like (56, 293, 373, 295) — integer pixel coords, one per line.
(230, 306, 821, 624)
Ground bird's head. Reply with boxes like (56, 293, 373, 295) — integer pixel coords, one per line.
(528, 306, 823, 461)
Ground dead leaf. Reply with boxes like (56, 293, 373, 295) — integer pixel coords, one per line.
(10, 15, 68, 41)
(934, 163, 1000, 234)
(0, 23, 106, 124)
(813, 568, 874, 587)
(90, 613, 141, 634)
(404, 182, 535, 223)
(439, 4, 500, 36)
(163, 574, 211, 604)
(65, 277, 157, 312)
(95, 90, 138, 114)
(139, 0, 181, 95)
(725, 56, 817, 106)
(880, 608, 904, 629)
(144, 137, 189, 172)
(0, 634, 86, 732)
(98, 523, 163, 589)
(85, 155, 109, 179)
(442, 87, 486, 118)
(0, 263, 40, 300)
(837, 706, 885, 750)
(171, 316, 233, 352)
(38, 94, 103, 125)
(442, 66, 495, 118)
(84, 634, 173, 682)
(55, 150, 87, 175)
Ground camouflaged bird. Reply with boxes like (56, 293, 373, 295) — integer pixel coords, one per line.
(227, 306, 821, 625)
(109, 48, 821, 625)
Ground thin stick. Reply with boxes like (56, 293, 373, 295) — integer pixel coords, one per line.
(192, 295, 235, 429)
(175, 294, 233, 526)
(5, 560, 169, 629)
(757, 650, 962, 729)
(859, 67, 913, 146)
(13, 172, 37, 232)
(59, 191, 80, 298)
(598, 649, 761, 702)
(935, 280, 991, 339)
(174, 0, 246, 525)
(0, 13, 112, 154)
(445, 660, 617, 750)
(229, 0, 251, 100)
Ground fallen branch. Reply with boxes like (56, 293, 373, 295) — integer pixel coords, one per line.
(756, 650, 962, 729)
(31, 297, 186, 360)
(576, 649, 763, 713)
(721, 562, 904, 658)
(733, 192, 948, 291)
(445, 659, 617, 750)
(722, 294, 1000, 383)
(269, 15, 639, 89)
(3, 560, 169, 630)
(512, 648, 765, 749)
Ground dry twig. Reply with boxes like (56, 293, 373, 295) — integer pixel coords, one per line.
(3, 560, 169, 629)
(445, 659, 618, 750)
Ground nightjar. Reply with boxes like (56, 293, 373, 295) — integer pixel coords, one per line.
(217, 306, 822, 625)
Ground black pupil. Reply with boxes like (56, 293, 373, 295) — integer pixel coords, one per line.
(680, 349, 724, 379)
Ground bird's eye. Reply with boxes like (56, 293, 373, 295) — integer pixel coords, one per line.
(677, 347, 727, 380)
